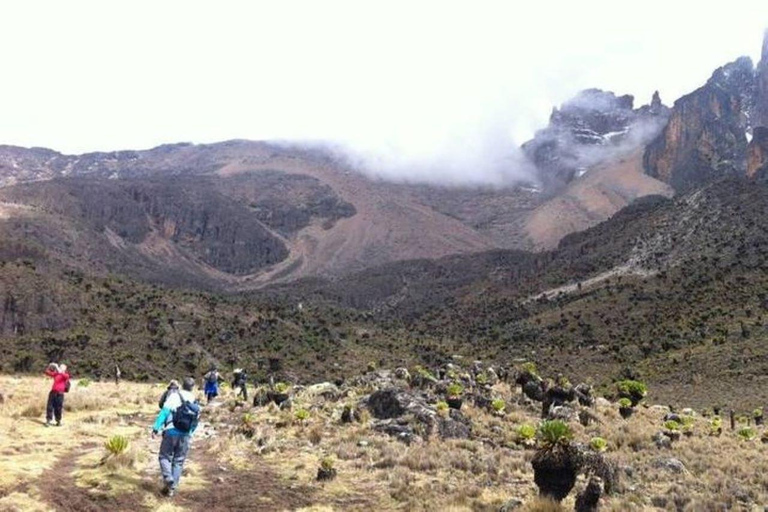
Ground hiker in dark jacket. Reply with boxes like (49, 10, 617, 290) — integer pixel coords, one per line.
(203, 367, 221, 404)
(44, 363, 70, 427)
(152, 377, 201, 498)
(232, 369, 248, 400)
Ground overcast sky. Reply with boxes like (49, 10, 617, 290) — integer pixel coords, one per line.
(1, 1, 767, 184)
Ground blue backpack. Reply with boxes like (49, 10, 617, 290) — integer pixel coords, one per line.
(172, 400, 201, 433)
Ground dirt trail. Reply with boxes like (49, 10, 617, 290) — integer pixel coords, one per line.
(34, 433, 315, 512)
(175, 441, 315, 512)
(38, 443, 150, 512)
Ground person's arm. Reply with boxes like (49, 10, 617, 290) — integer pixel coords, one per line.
(153, 408, 171, 434)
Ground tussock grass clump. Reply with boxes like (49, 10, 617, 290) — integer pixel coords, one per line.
(101, 435, 139, 470)
(105, 435, 129, 455)
(78, 378, 92, 388)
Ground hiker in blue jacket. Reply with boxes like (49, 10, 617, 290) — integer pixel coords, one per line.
(152, 377, 201, 498)
(203, 367, 221, 404)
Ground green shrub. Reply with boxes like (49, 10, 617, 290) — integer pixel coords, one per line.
(663, 420, 681, 432)
(516, 424, 536, 442)
(238, 413, 257, 438)
(589, 437, 608, 452)
(521, 362, 539, 377)
(537, 420, 573, 448)
(616, 380, 647, 404)
(491, 399, 506, 413)
(754, 408, 763, 419)
(709, 416, 723, 435)
(295, 408, 310, 422)
(446, 382, 464, 398)
(320, 456, 335, 471)
(738, 427, 757, 441)
(274, 382, 290, 393)
(436, 401, 449, 413)
(414, 366, 438, 383)
(78, 378, 92, 388)
(618, 398, 632, 408)
(105, 435, 129, 455)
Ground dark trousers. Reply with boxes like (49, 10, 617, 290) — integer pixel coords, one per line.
(46, 391, 64, 423)
(159, 433, 191, 489)
(237, 383, 248, 400)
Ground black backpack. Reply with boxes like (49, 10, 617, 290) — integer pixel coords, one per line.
(172, 399, 201, 433)
(64, 379, 71, 393)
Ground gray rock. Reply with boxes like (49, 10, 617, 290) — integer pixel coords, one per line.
(394, 367, 411, 381)
(522, 379, 545, 402)
(654, 457, 686, 473)
(438, 409, 471, 440)
(498, 498, 523, 511)
(652, 431, 672, 449)
(548, 404, 578, 421)
(301, 382, 340, 401)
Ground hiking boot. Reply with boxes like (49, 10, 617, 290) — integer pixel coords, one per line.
(44, 421, 51, 427)
(55, 421, 61, 427)
(167, 488, 176, 498)
(161, 481, 173, 496)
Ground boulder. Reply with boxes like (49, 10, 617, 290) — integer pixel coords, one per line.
(548, 405, 578, 422)
(652, 431, 672, 449)
(575, 476, 602, 512)
(373, 420, 414, 444)
(654, 457, 686, 474)
(394, 367, 411, 382)
(498, 498, 523, 511)
(522, 380, 545, 402)
(302, 382, 340, 401)
(438, 409, 471, 440)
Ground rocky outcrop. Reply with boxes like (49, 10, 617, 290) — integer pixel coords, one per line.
(0, 178, 290, 275)
(747, 126, 768, 180)
(643, 57, 755, 192)
(754, 30, 768, 128)
(523, 89, 669, 192)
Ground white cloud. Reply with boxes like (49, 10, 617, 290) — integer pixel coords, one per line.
(0, 0, 766, 184)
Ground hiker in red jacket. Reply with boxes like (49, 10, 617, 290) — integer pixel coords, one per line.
(44, 363, 70, 427)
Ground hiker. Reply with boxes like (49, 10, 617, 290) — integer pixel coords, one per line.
(203, 367, 221, 404)
(114, 364, 121, 386)
(158, 380, 180, 409)
(152, 377, 201, 498)
(44, 362, 71, 427)
(232, 368, 248, 401)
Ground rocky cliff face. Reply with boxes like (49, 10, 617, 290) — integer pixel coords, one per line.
(754, 30, 768, 128)
(747, 126, 768, 180)
(522, 89, 669, 192)
(0, 178, 292, 275)
(644, 33, 768, 191)
(643, 57, 755, 192)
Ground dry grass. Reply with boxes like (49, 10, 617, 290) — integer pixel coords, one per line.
(3, 374, 768, 510)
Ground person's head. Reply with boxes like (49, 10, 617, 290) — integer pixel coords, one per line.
(59, 364, 67, 373)
(182, 377, 195, 391)
(168, 379, 179, 390)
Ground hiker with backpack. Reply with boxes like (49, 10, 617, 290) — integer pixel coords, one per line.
(232, 368, 248, 401)
(203, 367, 221, 404)
(152, 377, 201, 498)
(44, 362, 71, 427)
(158, 380, 180, 409)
